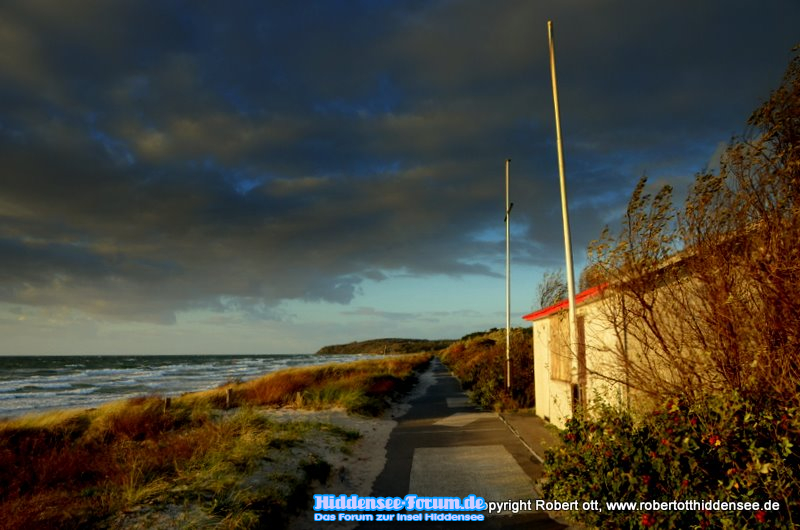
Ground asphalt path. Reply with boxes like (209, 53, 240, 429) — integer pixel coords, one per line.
(356, 358, 567, 529)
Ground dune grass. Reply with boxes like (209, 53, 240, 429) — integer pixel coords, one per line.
(182, 353, 431, 416)
(0, 353, 431, 529)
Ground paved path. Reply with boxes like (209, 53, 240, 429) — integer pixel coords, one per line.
(357, 358, 567, 529)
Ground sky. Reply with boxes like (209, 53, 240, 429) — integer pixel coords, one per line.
(1, 1, 798, 355)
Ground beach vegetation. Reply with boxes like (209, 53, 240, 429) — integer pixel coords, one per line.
(189, 352, 430, 416)
(0, 353, 430, 528)
(439, 327, 534, 410)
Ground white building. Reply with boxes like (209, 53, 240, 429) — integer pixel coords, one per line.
(522, 284, 632, 429)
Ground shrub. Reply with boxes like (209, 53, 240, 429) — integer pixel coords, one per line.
(584, 49, 800, 406)
(440, 328, 534, 410)
(543, 393, 799, 529)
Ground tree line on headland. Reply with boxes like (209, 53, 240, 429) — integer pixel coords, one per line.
(316, 338, 454, 356)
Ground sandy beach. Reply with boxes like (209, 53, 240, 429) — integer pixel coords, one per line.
(106, 364, 438, 530)
(283, 366, 436, 529)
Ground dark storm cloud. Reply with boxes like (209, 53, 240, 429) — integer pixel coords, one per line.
(0, 0, 797, 322)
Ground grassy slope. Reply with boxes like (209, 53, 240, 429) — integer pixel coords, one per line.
(0, 353, 431, 529)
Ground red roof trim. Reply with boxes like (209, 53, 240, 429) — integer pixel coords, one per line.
(522, 283, 607, 322)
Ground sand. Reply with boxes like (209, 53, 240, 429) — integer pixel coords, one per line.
(111, 366, 437, 529)
(283, 365, 436, 529)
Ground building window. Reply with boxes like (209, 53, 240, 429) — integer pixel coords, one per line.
(549, 312, 571, 382)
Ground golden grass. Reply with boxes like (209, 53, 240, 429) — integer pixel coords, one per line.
(0, 353, 431, 529)
(0, 407, 86, 432)
(237, 354, 430, 415)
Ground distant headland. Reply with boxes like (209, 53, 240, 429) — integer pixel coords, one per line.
(315, 338, 454, 355)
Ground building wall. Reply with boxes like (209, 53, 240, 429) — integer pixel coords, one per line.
(582, 299, 630, 410)
(531, 293, 631, 429)
(532, 315, 573, 430)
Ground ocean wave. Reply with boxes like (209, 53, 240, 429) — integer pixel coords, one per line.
(0, 354, 370, 418)
(62, 387, 97, 395)
(18, 383, 74, 391)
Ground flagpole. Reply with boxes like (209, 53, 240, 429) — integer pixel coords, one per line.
(547, 21, 579, 402)
(505, 158, 512, 390)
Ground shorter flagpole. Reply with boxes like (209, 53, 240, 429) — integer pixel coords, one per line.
(505, 158, 512, 390)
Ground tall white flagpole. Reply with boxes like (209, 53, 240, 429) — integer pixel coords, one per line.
(505, 158, 512, 390)
(547, 21, 579, 402)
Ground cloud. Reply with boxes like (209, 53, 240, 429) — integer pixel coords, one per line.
(0, 0, 797, 327)
(340, 307, 420, 322)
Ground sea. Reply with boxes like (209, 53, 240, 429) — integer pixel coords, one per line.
(0, 354, 370, 419)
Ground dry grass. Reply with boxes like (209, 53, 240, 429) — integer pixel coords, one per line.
(0, 353, 431, 529)
(238, 354, 429, 414)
